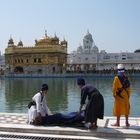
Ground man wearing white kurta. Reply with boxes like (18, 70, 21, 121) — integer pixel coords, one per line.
(28, 84, 51, 124)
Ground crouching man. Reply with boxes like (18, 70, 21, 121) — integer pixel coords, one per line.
(27, 83, 51, 125)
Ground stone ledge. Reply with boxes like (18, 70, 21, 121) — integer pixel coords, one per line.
(0, 113, 140, 139)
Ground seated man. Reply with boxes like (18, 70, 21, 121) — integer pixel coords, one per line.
(28, 83, 84, 126)
(27, 83, 51, 125)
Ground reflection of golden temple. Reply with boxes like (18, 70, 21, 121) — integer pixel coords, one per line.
(5, 32, 67, 74)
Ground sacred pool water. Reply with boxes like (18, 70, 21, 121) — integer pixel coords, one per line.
(0, 76, 140, 117)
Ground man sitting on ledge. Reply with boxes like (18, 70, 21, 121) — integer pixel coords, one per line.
(27, 83, 84, 127)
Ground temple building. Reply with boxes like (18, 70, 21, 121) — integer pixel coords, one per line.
(67, 31, 140, 72)
(67, 31, 99, 72)
(5, 32, 67, 74)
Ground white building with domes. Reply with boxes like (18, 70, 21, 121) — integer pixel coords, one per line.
(67, 31, 140, 72)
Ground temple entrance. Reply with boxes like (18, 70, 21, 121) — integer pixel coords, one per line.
(14, 66, 24, 73)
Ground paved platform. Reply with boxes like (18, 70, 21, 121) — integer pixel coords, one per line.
(0, 112, 140, 139)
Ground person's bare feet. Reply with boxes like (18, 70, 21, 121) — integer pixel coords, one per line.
(111, 123, 120, 127)
(89, 124, 98, 129)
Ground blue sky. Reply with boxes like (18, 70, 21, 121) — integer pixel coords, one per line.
(0, 0, 140, 54)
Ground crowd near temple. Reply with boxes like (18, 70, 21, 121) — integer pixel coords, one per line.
(0, 30, 140, 75)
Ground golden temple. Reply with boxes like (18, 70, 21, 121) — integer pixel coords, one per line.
(5, 32, 67, 74)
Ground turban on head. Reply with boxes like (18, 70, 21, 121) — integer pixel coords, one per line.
(41, 83, 48, 91)
(117, 64, 125, 73)
(77, 77, 85, 86)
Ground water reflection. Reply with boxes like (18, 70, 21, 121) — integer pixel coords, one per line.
(4, 78, 69, 113)
(1, 77, 140, 117)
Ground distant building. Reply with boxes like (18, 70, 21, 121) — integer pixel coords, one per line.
(67, 31, 140, 72)
(0, 52, 5, 74)
(5, 32, 67, 74)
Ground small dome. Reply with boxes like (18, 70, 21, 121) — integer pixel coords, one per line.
(17, 40, 23, 47)
(53, 34, 59, 40)
(61, 39, 67, 45)
(84, 31, 93, 42)
(8, 38, 14, 45)
(91, 45, 99, 53)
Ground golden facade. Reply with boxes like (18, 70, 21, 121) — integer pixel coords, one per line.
(5, 33, 67, 73)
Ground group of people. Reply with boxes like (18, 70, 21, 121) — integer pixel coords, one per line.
(27, 63, 131, 129)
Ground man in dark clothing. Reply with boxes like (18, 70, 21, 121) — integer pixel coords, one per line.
(77, 77, 104, 129)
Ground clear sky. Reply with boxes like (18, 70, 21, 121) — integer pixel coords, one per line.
(0, 0, 140, 54)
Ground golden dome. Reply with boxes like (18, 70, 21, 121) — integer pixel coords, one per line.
(35, 33, 60, 46)
(17, 40, 23, 47)
(8, 37, 14, 45)
(61, 38, 67, 45)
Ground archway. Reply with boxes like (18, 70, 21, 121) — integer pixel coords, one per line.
(14, 66, 24, 73)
